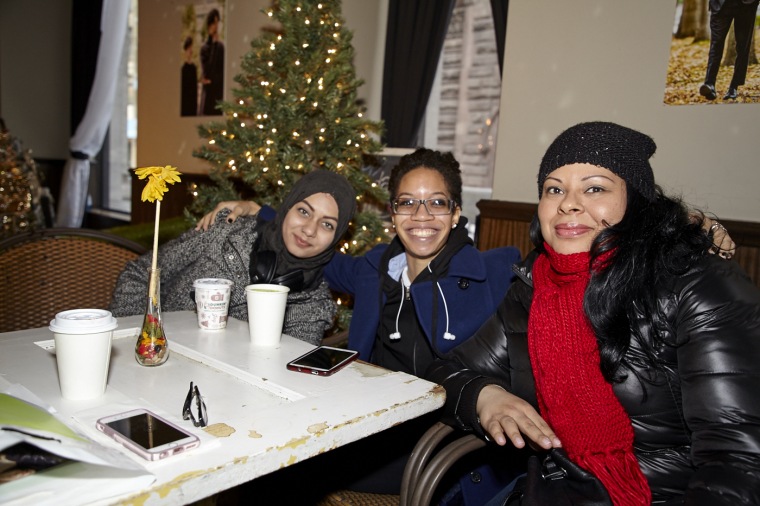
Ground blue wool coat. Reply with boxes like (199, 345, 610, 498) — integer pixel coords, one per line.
(324, 242, 522, 505)
(325, 243, 521, 363)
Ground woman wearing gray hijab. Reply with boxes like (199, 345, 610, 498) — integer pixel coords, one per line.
(110, 170, 356, 344)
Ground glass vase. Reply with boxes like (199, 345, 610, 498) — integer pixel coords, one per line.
(135, 268, 169, 366)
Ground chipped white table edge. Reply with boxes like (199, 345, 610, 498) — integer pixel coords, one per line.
(0, 311, 445, 505)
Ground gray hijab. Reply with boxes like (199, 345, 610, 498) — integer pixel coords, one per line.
(256, 170, 356, 291)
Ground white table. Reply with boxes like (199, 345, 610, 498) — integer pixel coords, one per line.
(0, 311, 445, 505)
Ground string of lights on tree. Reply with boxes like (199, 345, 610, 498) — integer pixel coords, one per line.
(0, 128, 42, 239)
(189, 0, 390, 257)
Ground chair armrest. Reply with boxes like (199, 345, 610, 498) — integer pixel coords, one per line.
(400, 422, 454, 505)
(400, 422, 487, 506)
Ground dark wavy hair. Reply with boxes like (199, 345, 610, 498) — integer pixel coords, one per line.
(206, 8, 220, 29)
(530, 185, 711, 382)
(387, 148, 463, 207)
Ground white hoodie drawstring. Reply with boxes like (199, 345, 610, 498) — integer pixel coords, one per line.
(389, 265, 455, 341)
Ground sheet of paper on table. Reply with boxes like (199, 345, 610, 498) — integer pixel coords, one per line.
(0, 390, 155, 506)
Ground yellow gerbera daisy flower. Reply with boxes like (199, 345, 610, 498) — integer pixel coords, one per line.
(135, 165, 182, 202)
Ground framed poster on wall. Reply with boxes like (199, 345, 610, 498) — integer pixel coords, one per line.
(180, 1, 226, 116)
(665, 0, 759, 105)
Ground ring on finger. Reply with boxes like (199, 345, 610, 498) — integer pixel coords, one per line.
(710, 221, 727, 233)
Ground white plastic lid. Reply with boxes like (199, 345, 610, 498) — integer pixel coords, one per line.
(49, 309, 118, 334)
(193, 278, 234, 289)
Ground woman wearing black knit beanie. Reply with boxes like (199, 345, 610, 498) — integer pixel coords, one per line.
(428, 121, 760, 505)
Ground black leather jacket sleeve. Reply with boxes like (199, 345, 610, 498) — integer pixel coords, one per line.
(426, 261, 535, 438)
(425, 308, 510, 437)
(671, 259, 760, 505)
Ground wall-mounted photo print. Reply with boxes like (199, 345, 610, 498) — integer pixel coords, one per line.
(180, 1, 226, 116)
(665, 0, 759, 105)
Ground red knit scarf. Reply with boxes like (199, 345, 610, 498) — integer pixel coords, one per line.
(528, 244, 651, 506)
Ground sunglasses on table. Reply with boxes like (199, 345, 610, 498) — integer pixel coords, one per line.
(182, 381, 208, 428)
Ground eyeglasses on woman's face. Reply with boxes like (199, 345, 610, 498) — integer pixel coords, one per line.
(391, 198, 456, 216)
(390, 167, 461, 274)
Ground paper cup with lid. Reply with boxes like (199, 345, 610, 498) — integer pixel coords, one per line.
(193, 278, 234, 330)
(49, 309, 118, 400)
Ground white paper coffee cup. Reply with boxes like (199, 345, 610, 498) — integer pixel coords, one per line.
(245, 284, 290, 346)
(49, 309, 118, 400)
(193, 278, 234, 330)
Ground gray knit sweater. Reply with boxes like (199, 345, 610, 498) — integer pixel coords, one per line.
(109, 213, 336, 345)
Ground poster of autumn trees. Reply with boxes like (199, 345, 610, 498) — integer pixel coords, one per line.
(665, 0, 759, 104)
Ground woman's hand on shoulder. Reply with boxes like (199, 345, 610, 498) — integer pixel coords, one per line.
(195, 200, 262, 231)
(476, 384, 561, 450)
(696, 214, 736, 259)
(707, 219, 736, 259)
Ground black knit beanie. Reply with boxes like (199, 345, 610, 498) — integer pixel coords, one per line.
(538, 121, 657, 201)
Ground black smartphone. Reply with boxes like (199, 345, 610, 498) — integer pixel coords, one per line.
(286, 346, 359, 376)
(96, 409, 200, 461)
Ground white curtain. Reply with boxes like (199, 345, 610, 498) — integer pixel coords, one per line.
(56, 0, 130, 227)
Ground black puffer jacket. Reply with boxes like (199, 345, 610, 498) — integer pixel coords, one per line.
(427, 251, 760, 505)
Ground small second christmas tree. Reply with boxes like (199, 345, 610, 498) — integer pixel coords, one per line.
(190, 0, 389, 255)
(0, 123, 43, 239)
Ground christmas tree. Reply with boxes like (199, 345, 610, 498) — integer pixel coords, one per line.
(0, 124, 43, 239)
(190, 0, 390, 255)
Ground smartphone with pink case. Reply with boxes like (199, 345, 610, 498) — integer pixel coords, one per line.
(96, 408, 200, 461)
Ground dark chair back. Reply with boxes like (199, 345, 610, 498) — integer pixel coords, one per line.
(0, 228, 146, 332)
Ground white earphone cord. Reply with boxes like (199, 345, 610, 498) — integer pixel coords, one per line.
(389, 265, 455, 341)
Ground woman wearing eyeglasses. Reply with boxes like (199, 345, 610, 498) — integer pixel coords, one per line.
(327, 149, 522, 378)
(197, 149, 521, 377)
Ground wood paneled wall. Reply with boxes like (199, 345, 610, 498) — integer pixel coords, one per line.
(476, 200, 536, 259)
(476, 199, 760, 288)
(723, 219, 760, 287)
